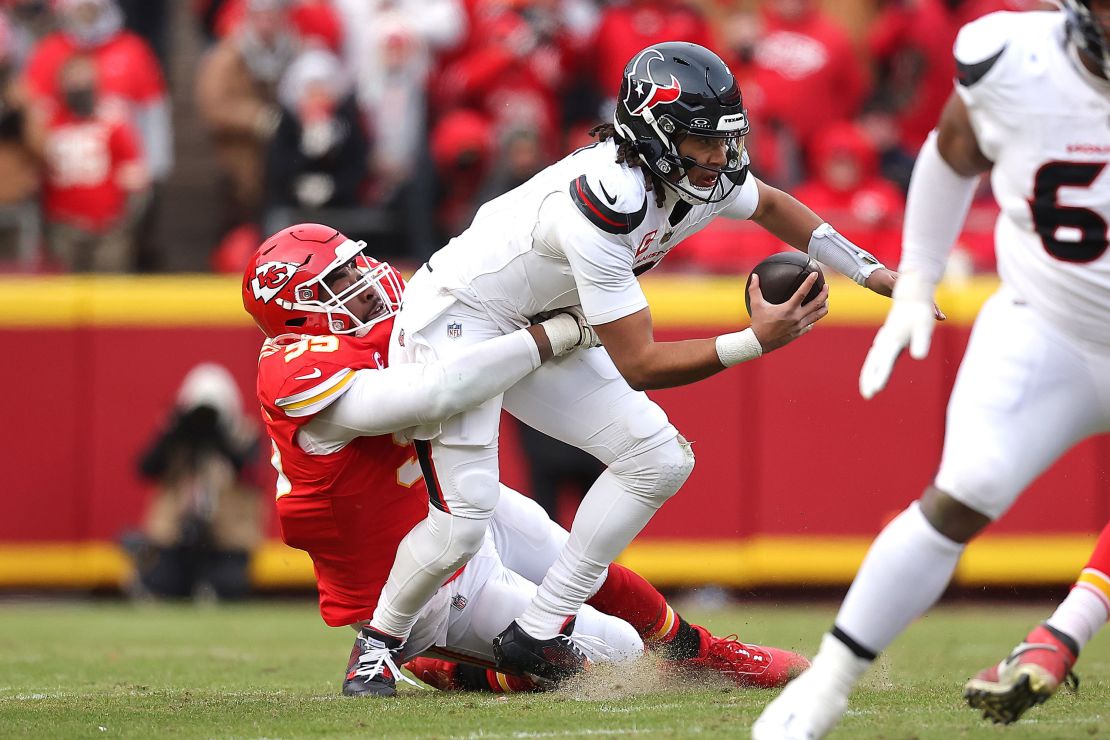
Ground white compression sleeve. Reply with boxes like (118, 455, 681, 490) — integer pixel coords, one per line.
(305, 329, 540, 440)
(899, 130, 981, 284)
(807, 223, 884, 286)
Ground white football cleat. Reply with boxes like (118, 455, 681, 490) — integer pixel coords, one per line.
(751, 667, 849, 740)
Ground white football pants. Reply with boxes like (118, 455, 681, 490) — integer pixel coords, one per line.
(372, 275, 693, 641)
(400, 486, 642, 666)
(935, 286, 1110, 519)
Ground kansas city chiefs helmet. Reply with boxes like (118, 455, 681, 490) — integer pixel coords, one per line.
(1064, 0, 1110, 78)
(614, 41, 749, 205)
(242, 223, 403, 338)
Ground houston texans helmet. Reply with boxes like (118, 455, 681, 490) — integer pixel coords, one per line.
(242, 223, 403, 338)
(614, 41, 749, 205)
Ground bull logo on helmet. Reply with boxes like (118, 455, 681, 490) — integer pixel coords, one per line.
(624, 49, 682, 117)
(251, 261, 299, 303)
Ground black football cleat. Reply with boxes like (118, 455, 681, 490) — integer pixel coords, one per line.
(492, 618, 589, 684)
(342, 626, 415, 697)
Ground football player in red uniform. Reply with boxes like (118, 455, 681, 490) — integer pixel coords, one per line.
(243, 223, 810, 697)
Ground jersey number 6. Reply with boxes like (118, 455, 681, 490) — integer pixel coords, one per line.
(1029, 161, 1108, 263)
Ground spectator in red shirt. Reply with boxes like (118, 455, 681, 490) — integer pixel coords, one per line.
(29, 53, 150, 271)
(24, 0, 172, 182)
(591, 0, 711, 103)
(436, 6, 568, 162)
(794, 122, 904, 268)
(749, 0, 868, 184)
(868, 0, 956, 154)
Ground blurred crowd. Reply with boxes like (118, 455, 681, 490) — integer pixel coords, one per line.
(0, 0, 1052, 275)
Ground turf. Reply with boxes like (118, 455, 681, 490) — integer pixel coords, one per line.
(1, 599, 1106, 738)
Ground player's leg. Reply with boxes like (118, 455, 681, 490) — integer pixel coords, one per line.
(964, 519, 1110, 724)
(490, 484, 808, 687)
(368, 305, 509, 645)
(408, 534, 643, 687)
(754, 292, 1108, 739)
(1048, 521, 1110, 651)
(495, 348, 694, 667)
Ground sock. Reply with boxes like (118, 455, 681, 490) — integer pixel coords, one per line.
(834, 501, 965, 656)
(370, 506, 488, 640)
(454, 664, 538, 693)
(810, 632, 872, 695)
(517, 468, 666, 639)
(586, 563, 681, 642)
(1047, 523, 1110, 650)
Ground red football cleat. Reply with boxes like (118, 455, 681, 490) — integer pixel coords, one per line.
(682, 625, 810, 689)
(964, 624, 1080, 724)
(403, 657, 461, 691)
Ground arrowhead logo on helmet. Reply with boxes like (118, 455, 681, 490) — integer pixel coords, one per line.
(624, 48, 683, 117)
(251, 261, 299, 303)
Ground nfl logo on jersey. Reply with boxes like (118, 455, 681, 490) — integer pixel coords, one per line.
(451, 594, 468, 611)
(447, 322, 463, 338)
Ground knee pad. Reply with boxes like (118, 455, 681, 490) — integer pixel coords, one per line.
(609, 433, 694, 506)
(420, 506, 489, 571)
(429, 445, 502, 518)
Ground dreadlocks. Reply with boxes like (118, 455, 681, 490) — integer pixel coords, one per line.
(589, 123, 668, 208)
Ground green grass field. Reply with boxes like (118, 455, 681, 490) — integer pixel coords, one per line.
(1, 599, 1106, 739)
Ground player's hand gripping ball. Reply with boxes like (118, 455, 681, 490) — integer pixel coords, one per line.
(744, 252, 825, 317)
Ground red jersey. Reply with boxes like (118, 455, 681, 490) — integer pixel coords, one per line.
(751, 9, 868, 150)
(24, 31, 166, 105)
(41, 103, 142, 230)
(257, 319, 430, 627)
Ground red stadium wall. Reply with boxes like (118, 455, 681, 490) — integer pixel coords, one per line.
(1, 275, 1106, 589)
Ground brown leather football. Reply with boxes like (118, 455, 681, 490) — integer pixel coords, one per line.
(744, 251, 825, 317)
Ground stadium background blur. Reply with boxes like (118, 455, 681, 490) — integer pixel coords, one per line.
(0, 0, 1106, 598)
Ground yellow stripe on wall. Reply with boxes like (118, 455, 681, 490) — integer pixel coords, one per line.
(0, 534, 1094, 590)
(0, 274, 1000, 330)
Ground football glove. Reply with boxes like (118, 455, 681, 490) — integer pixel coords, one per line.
(859, 273, 937, 399)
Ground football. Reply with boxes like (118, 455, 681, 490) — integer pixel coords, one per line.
(744, 251, 825, 317)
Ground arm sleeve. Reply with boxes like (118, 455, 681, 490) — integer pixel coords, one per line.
(898, 130, 980, 283)
(305, 328, 542, 440)
(537, 191, 648, 325)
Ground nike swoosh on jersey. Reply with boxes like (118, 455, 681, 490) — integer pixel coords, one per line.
(295, 368, 323, 381)
(598, 180, 618, 206)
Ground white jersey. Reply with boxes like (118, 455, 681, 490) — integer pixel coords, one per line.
(418, 138, 759, 330)
(956, 11, 1110, 345)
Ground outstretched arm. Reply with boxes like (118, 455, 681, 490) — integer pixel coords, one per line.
(307, 316, 587, 439)
(747, 177, 894, 295)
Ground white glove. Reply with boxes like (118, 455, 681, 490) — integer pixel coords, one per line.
(859, 273, 937, 400)
(537, 309, 600, 357)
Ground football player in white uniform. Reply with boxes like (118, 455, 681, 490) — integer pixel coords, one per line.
(360, 41, 898, 683)
(754, 3, 1110, 738)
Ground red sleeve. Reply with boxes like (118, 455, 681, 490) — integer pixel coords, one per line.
(122, 35, 168, 102)
(258, 336, 374, 421)
(23, 35, 68, 101)
(867, 9, 909, 61)
(830, 28, 868, 121)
